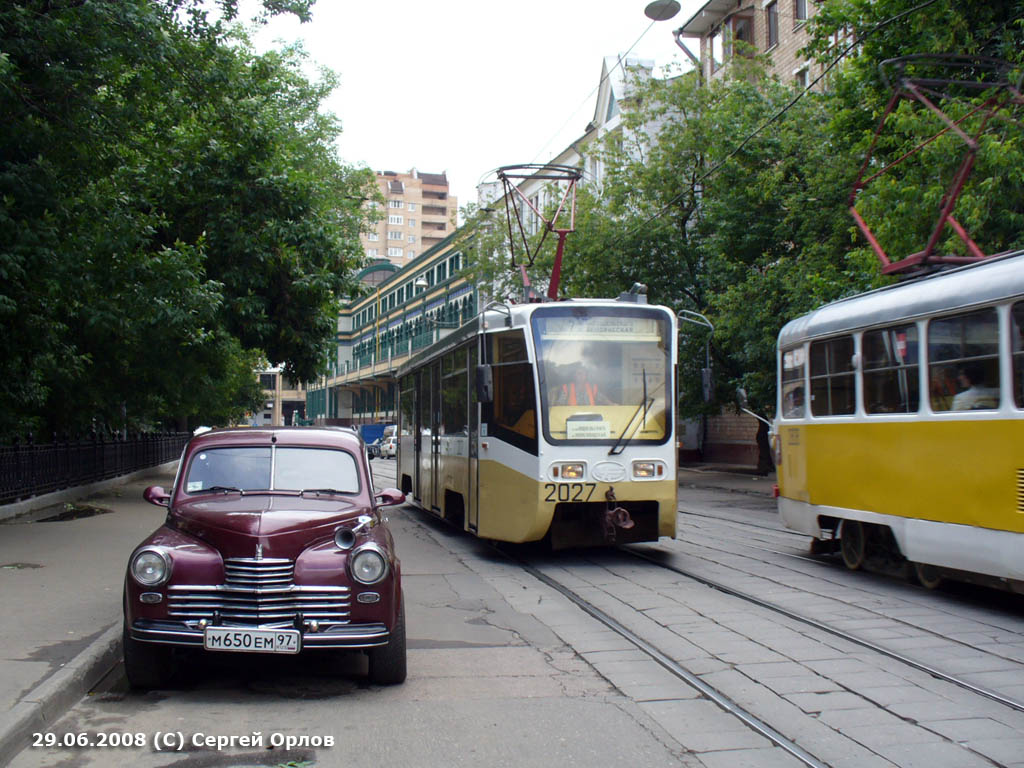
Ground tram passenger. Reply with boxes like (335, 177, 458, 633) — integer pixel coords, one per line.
(951, 364, 998, 410)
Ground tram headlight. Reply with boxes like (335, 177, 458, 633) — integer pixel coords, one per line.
(632, 461, 665, 479)
(554, 463, 585, 480)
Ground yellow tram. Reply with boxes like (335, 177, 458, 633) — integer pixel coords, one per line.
(775, 250, 1024, 591)
(395, 294, 678, 548)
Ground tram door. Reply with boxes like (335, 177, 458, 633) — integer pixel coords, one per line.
(416, 362, 441, 511)
(468, 344, 480, 532)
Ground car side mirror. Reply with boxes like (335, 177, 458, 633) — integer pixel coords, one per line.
(375, 488, 406, 507)
(475, 364, 493, 403)
(143, 485, 170, 507)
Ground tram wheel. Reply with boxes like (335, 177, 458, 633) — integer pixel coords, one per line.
(914, 562, 945, 590)
(840, 520, 866, 571)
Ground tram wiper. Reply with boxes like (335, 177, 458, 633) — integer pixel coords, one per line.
(609, 368, 651, 456)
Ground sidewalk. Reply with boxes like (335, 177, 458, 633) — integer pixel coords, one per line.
(678, 463, 777, 497)
(0, 465, 177, 767)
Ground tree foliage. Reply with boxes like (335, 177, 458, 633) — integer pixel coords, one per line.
(1, 0, 374, 438)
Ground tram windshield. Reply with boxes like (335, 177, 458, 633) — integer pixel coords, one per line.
(532, 306, 671, 445)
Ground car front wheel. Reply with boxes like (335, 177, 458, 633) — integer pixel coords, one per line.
(367, 598, 407, 685)
(123, 621, 175, 689)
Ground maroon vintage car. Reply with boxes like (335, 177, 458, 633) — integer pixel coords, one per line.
(124, 426, 406, 688)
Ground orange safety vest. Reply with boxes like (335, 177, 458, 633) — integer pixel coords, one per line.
(563, 381, 597, 406)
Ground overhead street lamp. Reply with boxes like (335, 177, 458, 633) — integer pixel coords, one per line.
(644, 0, 702, 78)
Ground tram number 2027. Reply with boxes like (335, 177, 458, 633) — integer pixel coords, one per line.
(544, 483, 597, 503)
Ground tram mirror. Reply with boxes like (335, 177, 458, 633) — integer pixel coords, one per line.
(475, 365, 494, 403)
(736, 388, 750, 409)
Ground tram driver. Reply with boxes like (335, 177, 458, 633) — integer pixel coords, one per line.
(553, 365, 613, 406)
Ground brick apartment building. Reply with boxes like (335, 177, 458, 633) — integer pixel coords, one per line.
(360, 169, 458, 269)
(678, 0, 830, 91)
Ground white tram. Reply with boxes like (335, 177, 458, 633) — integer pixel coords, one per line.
(395, 293, 678, 548)
(775, 250, 1024, 591)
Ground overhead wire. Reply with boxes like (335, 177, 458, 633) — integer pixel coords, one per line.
(529, 20, 659, 165)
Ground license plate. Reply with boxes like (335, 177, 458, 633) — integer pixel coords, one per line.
(203, 627, 300, 654)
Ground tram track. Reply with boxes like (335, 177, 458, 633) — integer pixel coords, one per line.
(496, 545, 832, 768)
(623, 544, 1024, 714)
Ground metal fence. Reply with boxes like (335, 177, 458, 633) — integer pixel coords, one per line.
(0, 432, 190, 506)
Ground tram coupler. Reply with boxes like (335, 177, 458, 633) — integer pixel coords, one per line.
(602, 487, 635, 542)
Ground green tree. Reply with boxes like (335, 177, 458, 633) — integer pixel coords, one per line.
(803, 0, 1024, 261)
(564, 57, 869, 427)
(0, 0, 372, 438)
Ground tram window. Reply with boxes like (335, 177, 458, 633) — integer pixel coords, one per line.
(441, 349, 468, 434)
(809, 336, 855, 416)
(863, 325, 919, 414)
(1013, 302, 1024, 408)
(928, 309, 1000, 411)
(781, 347, 806, 419)
(482, 331, 537, 451)
(399, 374, 416, 438)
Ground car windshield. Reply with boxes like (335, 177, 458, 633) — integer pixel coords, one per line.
(184, 446, 361, 494)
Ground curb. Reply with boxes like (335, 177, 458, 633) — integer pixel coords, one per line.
(0, 623, 121, 767)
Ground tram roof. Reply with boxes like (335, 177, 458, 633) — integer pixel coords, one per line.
(778, 250, 1024, 348)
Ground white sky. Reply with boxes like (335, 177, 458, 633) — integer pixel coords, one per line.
(241, 0, 706, 220)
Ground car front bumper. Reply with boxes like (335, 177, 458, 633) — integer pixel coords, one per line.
(130, 618, 390, 649)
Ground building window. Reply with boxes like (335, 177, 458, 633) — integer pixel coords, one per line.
(766, 1, 778, 48)
(407, 250, 415, 259)
(388, 214, 404, 225)
(407, 202, 416, 211)
(408, 218, 416, 227)
(366, 248, 378, 257)
(387, 230, 403, 240)
(407, 234, 416, 243)
(731, 16, 753, 53)
(794, 66, 809, 90)
(388, 200, 403, 209)
(387, 247, 403, 258)
(259, 373, 277, 390)
(794, 0, 807, 24)
(709, 28, 723, 73)
(367, 232, 379, 241)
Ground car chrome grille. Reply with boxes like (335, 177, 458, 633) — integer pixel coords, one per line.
(225, 557, 294, 588)
(168, 557, 351, 625)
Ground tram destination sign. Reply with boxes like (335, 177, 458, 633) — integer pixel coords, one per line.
(539, 316, 660, 341)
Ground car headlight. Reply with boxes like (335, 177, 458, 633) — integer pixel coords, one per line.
(350, 545, 388, 584)
(131, 548, 171, 586)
